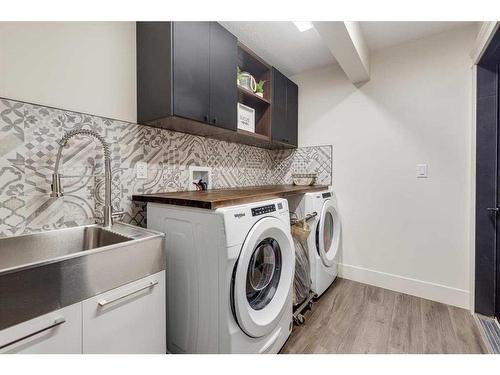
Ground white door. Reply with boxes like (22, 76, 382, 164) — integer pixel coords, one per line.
(232, 217, 294, 338)
(316, 200, 341, 267)
(0, 303, 81, 354)
(82, 271, 166, 354)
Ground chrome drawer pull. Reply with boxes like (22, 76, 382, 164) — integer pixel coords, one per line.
(98, 280, 158, 307)
(0, 317, 66, 350)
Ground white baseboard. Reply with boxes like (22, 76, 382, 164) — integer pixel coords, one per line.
(338, 263, 470, 309)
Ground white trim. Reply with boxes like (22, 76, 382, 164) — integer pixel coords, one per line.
(470, 22, 499, 64)
(469, 64, 477, 312)
(338, 263, 470, 309)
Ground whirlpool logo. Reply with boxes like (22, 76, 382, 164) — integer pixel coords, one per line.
(234, 213, 246, 219)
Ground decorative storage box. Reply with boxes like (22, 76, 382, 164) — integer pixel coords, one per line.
(237, 103, 255, 133)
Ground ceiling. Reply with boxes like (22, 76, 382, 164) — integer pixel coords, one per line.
(359, 22, 474, 51)
(220, 21, 476, 77)
(219, 21, 335, 77)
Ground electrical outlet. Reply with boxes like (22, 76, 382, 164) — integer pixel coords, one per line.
(136, 161, 148, 179)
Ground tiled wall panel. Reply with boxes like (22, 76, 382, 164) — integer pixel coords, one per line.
(0, 98, 332, 235)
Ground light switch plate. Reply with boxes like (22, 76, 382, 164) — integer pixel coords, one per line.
(416, 164, 428, 178)
(136, 161, 148, 179)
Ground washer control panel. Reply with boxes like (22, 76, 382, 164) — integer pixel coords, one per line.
(251, 204, 276, 216)
(322, 192, 332, 198)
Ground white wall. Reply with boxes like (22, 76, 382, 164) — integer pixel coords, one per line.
(293, 26, 477, 308)
(0, 22, 136, 122)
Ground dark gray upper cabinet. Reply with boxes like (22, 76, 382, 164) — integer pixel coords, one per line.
(271, 68, 288, 143)
(137, 22, 237, 131)
(137, 22, 172, 122)
(209, 23, 238, 130)
(285, 79, 298, 146)
(137, 22, 297, 149)
(271, 67, 298, 147)
(172, 22, 211, 124)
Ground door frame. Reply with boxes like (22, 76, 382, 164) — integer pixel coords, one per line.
(473, 22, 500, 317)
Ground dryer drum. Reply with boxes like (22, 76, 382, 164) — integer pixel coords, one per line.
(246, 238, 282, 311)
(316, 212, 335, 255)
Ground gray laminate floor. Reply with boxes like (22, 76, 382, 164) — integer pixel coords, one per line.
(281, 278, 487, 354)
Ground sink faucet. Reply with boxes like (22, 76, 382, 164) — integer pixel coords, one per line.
(51, 128, 114, 227)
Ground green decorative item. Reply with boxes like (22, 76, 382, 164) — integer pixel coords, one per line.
(255, 80, 266, 97)
(237, 66, 243, 85)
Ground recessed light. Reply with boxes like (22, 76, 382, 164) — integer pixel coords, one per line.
(293, 21, 313, 32)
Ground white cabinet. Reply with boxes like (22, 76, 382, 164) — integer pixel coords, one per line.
(0, 303, 82, 354)
(0, 271, 166, 354)
(82, 271, 166, 354)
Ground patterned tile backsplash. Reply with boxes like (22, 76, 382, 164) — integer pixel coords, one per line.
(0, 97, 332, 236)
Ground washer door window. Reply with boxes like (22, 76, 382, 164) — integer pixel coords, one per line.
(246, 238, 282, 310)
(315, 200, 341, 267)
(233, 217, 294, 338)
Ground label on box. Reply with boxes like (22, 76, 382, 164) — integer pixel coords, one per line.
(237, 103, 255, 133)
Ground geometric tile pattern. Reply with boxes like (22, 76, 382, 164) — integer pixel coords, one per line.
(0, 97, 333, 236)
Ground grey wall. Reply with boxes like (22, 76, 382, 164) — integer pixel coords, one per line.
(0, 22, 137, 122)
(292, 26, 476, 308)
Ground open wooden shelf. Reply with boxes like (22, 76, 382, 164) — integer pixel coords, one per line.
(237, 42, 272, 142)
(237, 85, 270, 106)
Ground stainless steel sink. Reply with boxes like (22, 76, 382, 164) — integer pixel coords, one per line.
(0, 226, 132, 273)
(0, 223, 165, 330)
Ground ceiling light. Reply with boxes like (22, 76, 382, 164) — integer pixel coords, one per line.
(293, 21, 313, 32)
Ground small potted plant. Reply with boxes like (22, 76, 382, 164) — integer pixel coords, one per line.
(255, 80, 266, 98)
(237, 66, 243, 86)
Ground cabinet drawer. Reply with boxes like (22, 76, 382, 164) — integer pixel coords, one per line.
(82, 271, 166, 354)
(0, 303, 81, 354)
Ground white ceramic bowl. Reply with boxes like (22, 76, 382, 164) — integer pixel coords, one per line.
(292, 173, 317, 186)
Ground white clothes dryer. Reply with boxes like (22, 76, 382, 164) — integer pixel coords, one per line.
(287, 188, 341, 297)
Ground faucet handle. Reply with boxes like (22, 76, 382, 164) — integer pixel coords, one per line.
(112, 210, 125, 220)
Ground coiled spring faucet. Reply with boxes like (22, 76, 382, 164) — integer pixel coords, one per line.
(51, 128, 114, 227)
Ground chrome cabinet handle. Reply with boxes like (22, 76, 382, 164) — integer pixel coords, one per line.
(98, 280, 158, 307)
(487, 207, 499, 212)
(0, 317, 66, 350)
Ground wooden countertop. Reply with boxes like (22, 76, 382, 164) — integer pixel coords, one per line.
(132, 185, 328, 209)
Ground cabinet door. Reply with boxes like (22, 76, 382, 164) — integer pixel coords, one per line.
(0, 303, 81, 354)
(137, 22, 173, 123)
(271, 67, 288, 143)
(82, 271, 166, 354)
(173, 22, 211, 123)
(271, 67, 299, 146)
(209, 22, 237, 131)
(286, 79, 298, 146)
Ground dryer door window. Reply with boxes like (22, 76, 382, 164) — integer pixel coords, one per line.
(323, 212, 334, 253)
(232, 217, 294, 338)
(246, 238, 282, 310)
(315, 200, 341, 267)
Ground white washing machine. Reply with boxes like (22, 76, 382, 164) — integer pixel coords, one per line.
(287, 188, 341, 297)
(147, 198, 294, 354)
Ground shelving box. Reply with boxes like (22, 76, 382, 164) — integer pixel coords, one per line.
(237, 102, 255, 133)
(237, 42, 271, 141)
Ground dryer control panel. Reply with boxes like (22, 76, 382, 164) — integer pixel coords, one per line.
(251, 204, 276, 216)
(322, 192, 332, 198)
